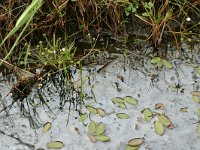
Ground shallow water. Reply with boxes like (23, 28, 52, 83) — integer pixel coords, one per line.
(0, 43, 200, 150)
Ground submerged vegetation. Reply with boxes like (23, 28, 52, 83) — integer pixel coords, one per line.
(0, 0, 200, 125)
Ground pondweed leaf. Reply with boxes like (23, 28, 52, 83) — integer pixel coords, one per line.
(162, 59, 173, 69)
(192, 96, 200, 103)
(47, 141, 64, 149)
(128, 138, 143, 147)
(157, 61, 163, 67)
(124, 96, 138, 105)
(78, 113, 88, 122)
(190, 91, 200, 96)
(116, 113, 129, 119)
(42, 122, 51, 133)
(180, 107, 189, 112)
(125, 145, 139, 150)
(95, 122, 105, 135)
(95, 135, 111, 142)
(96, 108, 105, 117)
(111, 97, 124, 103)
(151, 57, 161, 64)
(118, 103, 126, 109)
(86, 106, 98, 114)
(141, 108, 152, 122)
(196, 123, 200, 134)
(88, 120, 96, 134)
(154, 120, 164, 135)
(157, 115, 171, 126)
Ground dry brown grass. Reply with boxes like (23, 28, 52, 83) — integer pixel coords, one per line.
(0, 0, 199, 59)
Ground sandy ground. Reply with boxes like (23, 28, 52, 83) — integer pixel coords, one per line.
(0, 44, 200, 150)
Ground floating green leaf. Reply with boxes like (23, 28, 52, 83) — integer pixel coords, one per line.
(96, 108, 105, 117)
(95, 122, 105, 135)
(196, 123, 200, 134)
(86, 106, 98, 114)
(42, 122, 51, 133)
(125, 145, 139, 150)
(180, 107, 189, 112)
(157, 61, 163, 67)
(118, 103, 126, 109)
(128, 138, 143, 147)
(197, 108, 200, 118)
(162, 59, 173, 69)
(111, 97, 124, 103)
(151, 57, 161, 64)
(157, 115, 171, 126)
(78, 113, 88, 122)
(88, 120, 96, 134)
(124, 96, 138, 105)
(116, 113, 129, 119)
(192, 96, 200, 103)
(47, 141, 64, 149)
(154, 120, 164, 135)
(95, 135, 111, 142)
(141, 108, 152, 122)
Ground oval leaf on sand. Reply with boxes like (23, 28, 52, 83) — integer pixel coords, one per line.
(78, 113, 88, 122)
(141, 108, 152, 122)
(95, 122, 105, 135)
(196, 123, 200, 134)
(162, 59, 173, 69)
(125, 145, 139, 150)
(180, 107, 189, 112)
(95, 135, 111, 142)
(88, 120, 96, 134)
(116, 113, 129, 119)
(118, 103, 126, 109)
(47, 141, 64, 149)
(96, 108, 105, 117)
(86, 106, 98, 114)
(111, 97, 124, 103)
(124, 96, 138, 105)
(190, 91, 200, 97)
(157, 60, 163, 67)
(157, 115, 171, 126)
(192, 96, 200, 103)
(128, 138, 143, 147)
(42, 122, 51, 133)
(154, 120, 164, 135)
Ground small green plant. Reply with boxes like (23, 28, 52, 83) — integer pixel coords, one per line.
(33, 34, 76, 71)
(124, 2, 139, 16)
(135, 0, 174, 48)
(151, 57, 173, 69)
